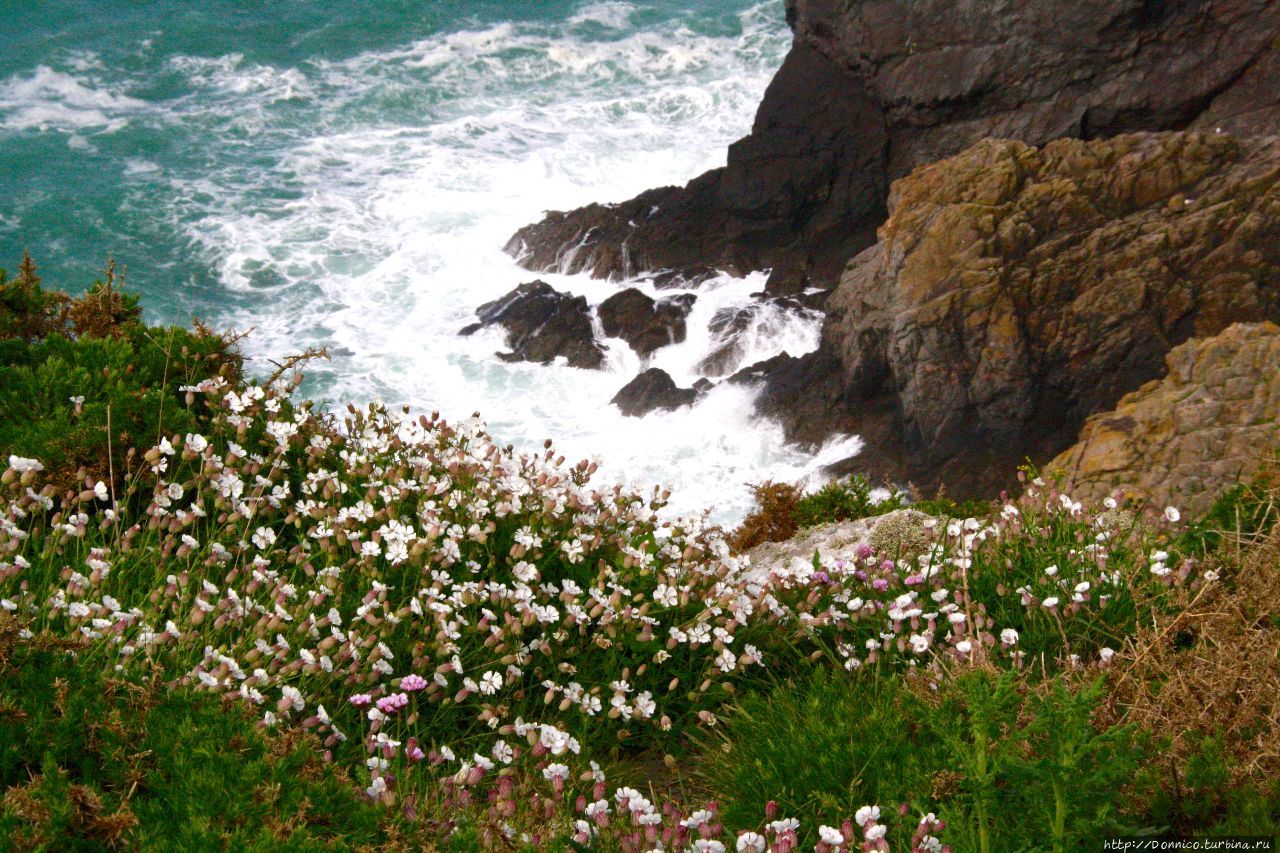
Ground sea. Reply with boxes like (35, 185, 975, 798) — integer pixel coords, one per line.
(0, 0, 861, 523)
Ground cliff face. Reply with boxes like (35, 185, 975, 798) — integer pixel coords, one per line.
(758, 131, 1280, 495)
(1049, 322, 1280, 516)
(508, 0, 1280, 295)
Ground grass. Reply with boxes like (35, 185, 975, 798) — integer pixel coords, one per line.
(0, 253, 1278, 850)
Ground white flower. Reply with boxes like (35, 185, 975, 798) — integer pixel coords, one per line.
(819, 825, 844, 844)
(1203, 569, 1219, 583)
(1103, 497, 1118, 510)
(184, 433, 208, 453)
(252, 527, 277, 549)
(1042, 597, 1059, 608)
(479, 671, 503, 695)
(1099, 647, 1116, 663)
(956, 640, 973, 654)
(93, 481, 109, 501)
(1044, 565, 1058, 577)
(1164, 506, 1181, 523)
(8, 456, 42, 473)
(865, 823, 887, 842)
(1000, 628, 1019, 646)
(909, 634, 930, 654)
(855, 805, 881, 827)
(736, 831, 766, 853)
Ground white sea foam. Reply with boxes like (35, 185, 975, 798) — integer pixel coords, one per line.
(0, 65, 144, 131)
(7, 2, 860, 523)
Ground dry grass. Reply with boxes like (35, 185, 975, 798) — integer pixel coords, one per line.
(1105, 465, 1280, 787)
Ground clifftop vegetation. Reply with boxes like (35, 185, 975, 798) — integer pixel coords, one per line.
(0, 258, 1277, 850)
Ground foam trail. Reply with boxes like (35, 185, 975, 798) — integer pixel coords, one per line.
(0, 1, 863, 524)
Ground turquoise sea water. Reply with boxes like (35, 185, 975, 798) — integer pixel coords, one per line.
(0, 0, 862, 521)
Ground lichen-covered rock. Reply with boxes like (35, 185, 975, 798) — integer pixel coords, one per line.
(461, 280, 605, 370)
(508, 0, 1279, 295)
(744, 508, 936, 582)
(758, 132, 1280, 496)
(1050, 322, 1280, 517)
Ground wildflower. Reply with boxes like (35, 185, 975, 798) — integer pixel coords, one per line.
(956, 640, 973, 654)
(1000, 628, 1019, 646)
(865, 823, 887, 842)
(251, 527, 277, 550)
(1203, 569, 1219, 583)
(8, 456, 42, 473)
(1164, 506, 1181, 523)
(93, 481, 109, 501)
(184, 433, 208, 453)
(479, 671, 503, 694)
(737, 832, 766, 853)
(855, 805, 881, 827)
(909, 634, 930, 654)
(401, 673, 428, 691)
(348, 693, 373, 707)
(1042, 597, 1059, 609)
(819, 825, 845, 844)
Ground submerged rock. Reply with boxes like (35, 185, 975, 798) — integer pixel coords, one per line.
(1051, 322, 1280, 516)
(598, 288, 695, 356)
(610, 368, 699, 417)
(461, 280, 605, 370)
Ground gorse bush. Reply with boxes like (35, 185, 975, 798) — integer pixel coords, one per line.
(0, 254, 241, 493)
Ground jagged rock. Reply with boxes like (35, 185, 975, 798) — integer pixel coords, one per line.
(598, 289, 696, 356)
(1050, 322, 1280, 517)
(610, 368, 699, 417)
(759, 132, 1280, 495)
(508, 0, 1279, 294)
(461, 281, 605, 370)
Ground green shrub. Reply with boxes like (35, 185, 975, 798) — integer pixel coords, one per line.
(0, 254, 241, 492)
(698, 669, 942, 845)
(0, 619, 395, 851)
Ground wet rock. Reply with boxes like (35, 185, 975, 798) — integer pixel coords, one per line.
(509, 0, 1279, 295)
(610, 368, 699, 417)
(462, 280, 605, 370)
(598, 288, 696, 356)
(1050, 322, 1280, 517)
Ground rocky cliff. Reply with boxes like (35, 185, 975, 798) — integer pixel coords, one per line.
(759, 131, 1280, 495)
(507, 0, 1280, 296)
(1050, 322, 1280, 517)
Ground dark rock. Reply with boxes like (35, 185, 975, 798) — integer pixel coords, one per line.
(464, 280, 605, 370)
(758, 132, 1280, 496)
(598, 289, 696, 356)
(693, 378, 716, 394)
(508, 0, 1280, 295)
(611, 368, 699, 417)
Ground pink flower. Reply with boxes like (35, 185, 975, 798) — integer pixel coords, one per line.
(401, 673, 428, 691)
(348, 693, 373, 707)
(376, 692, 409, 714)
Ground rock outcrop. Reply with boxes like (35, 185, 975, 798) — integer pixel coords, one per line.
(610, 368, 699, 417)
(460, 281, 605, 370)
(508, 0, 1280, 295)
(744, 508, 936, 583)
(598, 289, 695, 356)
(1050, 322, 1280, 517)
(758, 132, 1280, 495)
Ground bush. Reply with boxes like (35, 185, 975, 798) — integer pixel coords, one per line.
(0, 254, 241, 492)
(0, 618, 397, 850)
